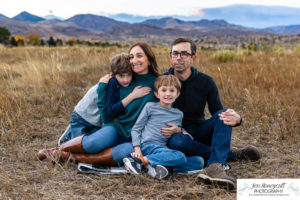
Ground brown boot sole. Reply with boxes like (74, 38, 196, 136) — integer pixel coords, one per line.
(197, 173, 235, 190)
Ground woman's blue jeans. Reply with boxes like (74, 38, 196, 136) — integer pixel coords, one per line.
(167, 109, 235, 166)
(81, 125, 127, 154)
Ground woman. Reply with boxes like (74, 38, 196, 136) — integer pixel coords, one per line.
(38, 42, 159, 166)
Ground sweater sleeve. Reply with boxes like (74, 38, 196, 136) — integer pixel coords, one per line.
(207, 78, 224, 115)
(131, 103, 150, 147)
(96, 82, 113, 124)
(105, 78, 125, 118)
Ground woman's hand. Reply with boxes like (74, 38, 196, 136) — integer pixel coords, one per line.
(131, 86, 152, 99)
(122, 86, 152, 108)
(99, 74, 112, 83)
(218, 109, 241, 126)
(160, 123, 181, 138)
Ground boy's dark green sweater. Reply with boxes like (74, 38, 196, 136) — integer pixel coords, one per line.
(97, 73, 157, 140)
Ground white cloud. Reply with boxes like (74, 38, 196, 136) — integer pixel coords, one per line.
(189, 9, 205, 16)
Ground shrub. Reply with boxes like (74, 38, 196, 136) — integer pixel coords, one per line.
(211, 50, 239, 62)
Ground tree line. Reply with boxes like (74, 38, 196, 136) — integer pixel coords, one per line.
(0, 27, 124, 47)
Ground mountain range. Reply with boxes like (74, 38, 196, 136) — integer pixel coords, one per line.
(0, 10, 299, 40)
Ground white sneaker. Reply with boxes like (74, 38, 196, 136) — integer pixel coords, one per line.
(145, 164, 168, 179)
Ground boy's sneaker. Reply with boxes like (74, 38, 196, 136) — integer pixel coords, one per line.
(123, 157, 143, 174)
(58, 124, 72, 146)
(145, 164, 169, 179)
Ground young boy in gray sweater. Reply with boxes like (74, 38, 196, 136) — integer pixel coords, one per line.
(123, 75, 204, 179)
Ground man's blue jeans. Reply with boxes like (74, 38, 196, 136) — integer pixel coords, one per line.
(167, 109, 235, 166)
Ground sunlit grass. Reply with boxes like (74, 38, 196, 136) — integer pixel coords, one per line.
(0, 45, 299, 199)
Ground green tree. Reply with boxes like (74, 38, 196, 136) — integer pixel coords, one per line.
(47, 36, 56, 47)
(10, 37, 18, 46)
(0, 27, 11, 43)
(40, 39, 45, 46)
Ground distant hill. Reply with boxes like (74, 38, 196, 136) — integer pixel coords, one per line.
(0, 11, 298, 39)
(108, 13, 149, 23)
(108, 5, 300, 29)
(141, 17, 188, 28)
(0, 13, 9, 20)
(0, 19, 99, 39)
(65, 14, 129, 32)
(12, 11, 44, 23)
(264, 25, 300, 35)
(141, 18, 243, 30)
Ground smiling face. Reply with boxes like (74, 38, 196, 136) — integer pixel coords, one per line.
(170, 42, 196, 74)
(115, 72, 132, 87)
(129, 46, 149, 75)
(155, 85, 180, 108)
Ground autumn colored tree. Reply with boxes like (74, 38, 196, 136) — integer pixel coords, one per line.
(12, 35, 27, 46)
(27, 32, 40, 46)
(66, 37, 77, 46)
(0, 27, 11, 43)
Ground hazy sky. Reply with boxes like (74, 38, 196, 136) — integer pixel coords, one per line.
(2, 0, 300, 18)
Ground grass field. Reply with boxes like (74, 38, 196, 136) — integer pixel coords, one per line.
(0, 45, 299, 199)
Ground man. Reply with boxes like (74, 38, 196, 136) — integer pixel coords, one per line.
(162, 38, 261, 188)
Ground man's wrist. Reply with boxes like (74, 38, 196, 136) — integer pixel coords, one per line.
(178, 125, 183, 133)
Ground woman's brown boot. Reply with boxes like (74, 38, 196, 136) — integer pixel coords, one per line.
(69, 147, 116, 166)
(38, 135, 85, 161)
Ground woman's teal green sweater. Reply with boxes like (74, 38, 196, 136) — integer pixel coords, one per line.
(97, 73, 157, 140)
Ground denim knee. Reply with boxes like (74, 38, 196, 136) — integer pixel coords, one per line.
(82, 126, 117, 153)
(176, 151, 187, 166)
(168, 134, 191, 150)
(112, 142, 134, 165)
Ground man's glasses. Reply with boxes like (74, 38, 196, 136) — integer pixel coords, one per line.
(170, 51, 193, 59)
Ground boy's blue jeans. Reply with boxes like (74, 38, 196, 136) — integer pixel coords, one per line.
(167, 109, 235, 166)
(112, 142, 204, 171)
(62, 111, 101, 143)
(141, 142, 204, 171)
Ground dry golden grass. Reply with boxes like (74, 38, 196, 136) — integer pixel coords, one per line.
(0, 45, 299, 199)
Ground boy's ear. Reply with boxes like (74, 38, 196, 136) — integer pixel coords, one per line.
(154, 91, 159, 98)
(177, 91, 180, 98)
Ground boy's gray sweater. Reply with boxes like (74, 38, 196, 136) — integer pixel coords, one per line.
(131, 102, 183, 147)
(74, 84, 102, 127)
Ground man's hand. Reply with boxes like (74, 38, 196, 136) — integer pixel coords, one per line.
(218, 109, 241, 126)
(182, 130, 194, 140)
(160, 123, 181, 138)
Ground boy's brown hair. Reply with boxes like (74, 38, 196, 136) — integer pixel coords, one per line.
(110, 53, 132, 75)
(154, 75, 181, 92)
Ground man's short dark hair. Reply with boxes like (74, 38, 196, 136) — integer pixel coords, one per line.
(171, 38, 197, 55)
